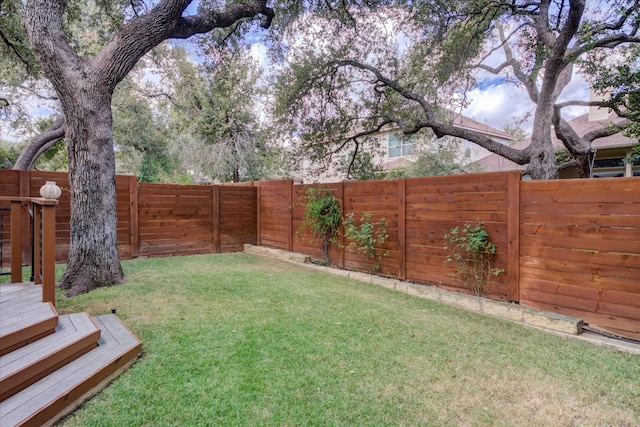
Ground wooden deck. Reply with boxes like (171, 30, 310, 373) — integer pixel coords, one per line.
(0, 283, 141, 427)
(0, 284, 58, 357)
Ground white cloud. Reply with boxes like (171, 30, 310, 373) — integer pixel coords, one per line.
(462, 67, 590, 133)
(462, 83, 535, 131)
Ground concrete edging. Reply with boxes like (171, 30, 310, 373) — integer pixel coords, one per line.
(244, 244, 583, 335)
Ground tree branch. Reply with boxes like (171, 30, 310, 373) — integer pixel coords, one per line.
(327, 59, 531, 165)
(13, 116, 66, 170)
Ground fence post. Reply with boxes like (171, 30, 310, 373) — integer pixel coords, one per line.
(256, 184, 262, 246)
(288, 180, 294, 252)
(337, 182, 345, 268)
(129, 175, 139, 258)
(507, 171, 521, 302)
(212, 185, 220, 253)
(397, 178, 406, 280)
(10, 200, 22, 283)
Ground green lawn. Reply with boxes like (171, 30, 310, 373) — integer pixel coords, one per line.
(49, 253, 639, 426)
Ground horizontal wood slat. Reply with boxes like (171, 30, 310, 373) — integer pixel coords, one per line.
(2, 170, 638, 338)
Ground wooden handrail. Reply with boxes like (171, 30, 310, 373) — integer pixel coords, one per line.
(1, 197, 58, 306)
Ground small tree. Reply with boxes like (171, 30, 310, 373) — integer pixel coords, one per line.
(444, 222, 503, 296)
(342, 211, 389, 272)
(297, 188, 342, 265)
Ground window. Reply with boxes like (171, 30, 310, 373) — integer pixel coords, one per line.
(464, 141, 472, 159)
(388, 133, 415, 158)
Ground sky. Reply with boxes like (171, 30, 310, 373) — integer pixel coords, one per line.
(461, 72, 589, 134)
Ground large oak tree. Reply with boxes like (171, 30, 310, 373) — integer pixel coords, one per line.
(276, 0, 639, 180)
(22, 0, 275, 295)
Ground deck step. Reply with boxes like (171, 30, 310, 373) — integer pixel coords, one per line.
(0, 313, 101, 401)
(0, 314, 141, 427)
(0, 285, 58, 356)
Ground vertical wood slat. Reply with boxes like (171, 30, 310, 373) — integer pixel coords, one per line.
(129, 176, 139, 259)
(10, 200, 22, 283)
(507, 171, 520, 302)
(212, 185, 220, 253)
(397, 179, 406, 281)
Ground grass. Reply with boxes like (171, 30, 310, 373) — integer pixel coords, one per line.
(17, 253, 640, 426)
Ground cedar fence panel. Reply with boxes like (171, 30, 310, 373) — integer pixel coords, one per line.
(254, 180, 293, 251)
(0, 170, 257, 263)
(2, 169, 639, 338)
(404, 172, 512, 300)
(218, 186, 257, 252)
(519, 177, 640, 339)
(342, 180, 400, 276)
(138, 182, 214, 257)
(0, 170, 22, 270)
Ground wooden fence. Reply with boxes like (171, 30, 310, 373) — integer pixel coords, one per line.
(0, 170, 257, 265)
(2, 169, 639, 339)
(254, 174, 640, 339)
(255, 173, 517, 300)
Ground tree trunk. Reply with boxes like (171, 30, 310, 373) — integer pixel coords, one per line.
(574, 154, 591, 178)
(526, 121, 559, 180)
(526, 137, 558, 179)
(22, 0, 274, 295)
(58, 89, 123, 296)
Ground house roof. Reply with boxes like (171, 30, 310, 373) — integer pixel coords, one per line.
(450, 114, 515, 141)
(469, 112, 635, 173)
(349, 112, 515, 142)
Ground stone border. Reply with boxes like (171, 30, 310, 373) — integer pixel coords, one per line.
(244, 244, 640, 354)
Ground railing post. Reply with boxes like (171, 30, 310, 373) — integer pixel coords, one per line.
(41, 203, 56, 305)
(10, 200, 23, 283)
(33, 204, 42, 286)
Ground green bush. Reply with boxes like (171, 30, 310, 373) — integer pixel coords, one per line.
(297, 188, 342, 264)
(444, 222, 503, 296)
(342, 211, 389, 272)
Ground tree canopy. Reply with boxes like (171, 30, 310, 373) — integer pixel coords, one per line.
(274, 0, 640, 179)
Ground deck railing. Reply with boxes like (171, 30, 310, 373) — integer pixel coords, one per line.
(0, 197, 58, 306)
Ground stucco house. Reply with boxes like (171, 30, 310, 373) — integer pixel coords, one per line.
(471, 107, 640, 178)
(296, 113, 515, 183)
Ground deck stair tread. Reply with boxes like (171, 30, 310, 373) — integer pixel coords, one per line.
(0, 313, 101, 401)
(0, 284, 41, 303)
(0, 287, 58, 356)
(0, 314, 141, 427)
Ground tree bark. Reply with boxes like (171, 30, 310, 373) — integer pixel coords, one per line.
(23, 0, 273, 295)
(58, 87, 124, 295)
(13, 116, 65, 170)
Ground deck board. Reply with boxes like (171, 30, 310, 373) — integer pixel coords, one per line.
(0, 313, 101, 401)
(0, 284, 41, 303)
(0, 303, 57, 336)
(0, 314, 141, 427)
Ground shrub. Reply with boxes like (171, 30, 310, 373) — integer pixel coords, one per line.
(342, 211, 389, 272)
(297, 188, 342, 264)
(444, 222, 503, 296)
